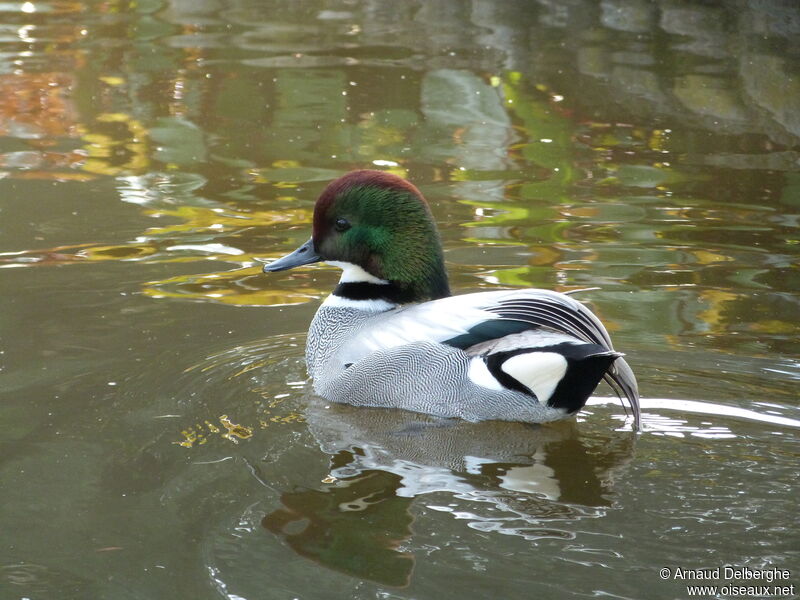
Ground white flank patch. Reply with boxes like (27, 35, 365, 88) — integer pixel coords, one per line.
(322, 294, 395, 312)
(467, 357, 504, 391)
(326, 261, 388, 284)
(501, 352, 568, 402)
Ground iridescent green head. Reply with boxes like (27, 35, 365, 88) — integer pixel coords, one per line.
(264, 170, 450, 303)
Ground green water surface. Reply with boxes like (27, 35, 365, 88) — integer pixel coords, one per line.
(0, 1, 798, 599)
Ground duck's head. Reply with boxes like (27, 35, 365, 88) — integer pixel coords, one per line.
(263, 170, 450, 303)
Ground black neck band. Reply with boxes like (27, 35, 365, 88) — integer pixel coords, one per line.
(333, 281, 416, 305)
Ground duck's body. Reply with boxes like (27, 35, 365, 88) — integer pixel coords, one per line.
(264, 170, 640, 428)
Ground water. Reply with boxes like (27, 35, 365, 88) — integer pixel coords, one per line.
(1, 1, 798, 598)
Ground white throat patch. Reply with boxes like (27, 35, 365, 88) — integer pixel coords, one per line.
(326, 261, 388, 284)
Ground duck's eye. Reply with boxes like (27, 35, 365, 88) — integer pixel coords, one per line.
(334, 218, 351, 232)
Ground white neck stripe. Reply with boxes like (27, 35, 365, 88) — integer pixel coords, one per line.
(326, 261, 388, 285)
(322, 294, 395, 312)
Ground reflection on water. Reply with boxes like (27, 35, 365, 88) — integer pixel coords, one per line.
(260, 402, 635, 587)
(263, 469, 416, 587)
(0, 0, 799, 599)
(304, 401, 632, 508)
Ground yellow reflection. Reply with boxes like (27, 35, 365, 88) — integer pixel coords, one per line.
(99, 76, 126, 86)
(272, 159, 301, 168)
(142, 266, 321, 307)
(175, 414, 254, 447)
(692, 249, 734, 264)
(697, 289, 738, 332)
(219, 414, 253, 443)
(648, 129, 670, 152)
(79, 112, 149, 176)
(487, 265, 536, 287)
(175, 428, 206, 448)
(174, 408, 305, 448)
(458, 200, 535, 226)
(142, 205, 311, 235)
(77, 243, 157, 261)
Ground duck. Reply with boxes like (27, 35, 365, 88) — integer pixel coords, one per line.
(263, 170, 640, 429)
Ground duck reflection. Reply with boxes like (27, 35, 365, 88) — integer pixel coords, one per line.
(262, 399, 634, 587)
(262, 468, 414, 587)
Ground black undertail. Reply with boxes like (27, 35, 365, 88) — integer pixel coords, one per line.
(483, 342, 620, 414)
